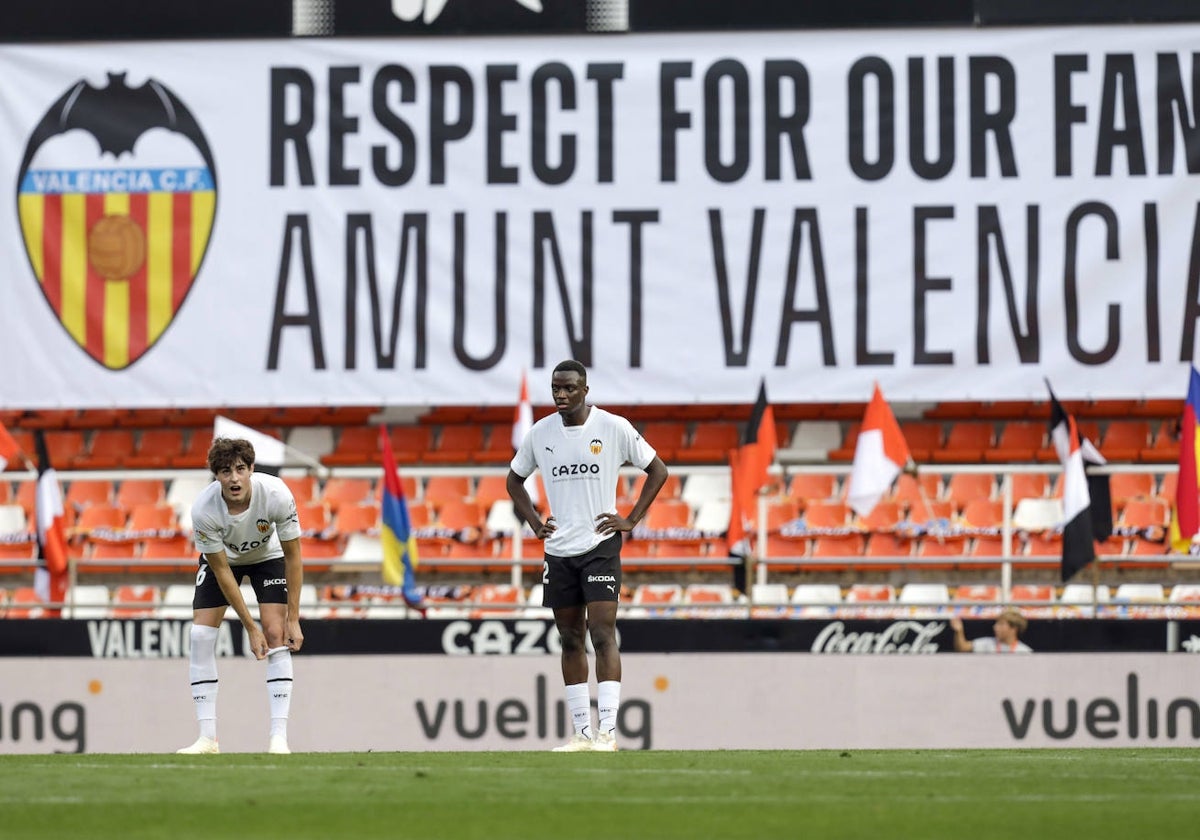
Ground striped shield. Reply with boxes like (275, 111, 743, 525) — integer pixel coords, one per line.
(18, 169, 215, 370)
(16, 74, 218, 371)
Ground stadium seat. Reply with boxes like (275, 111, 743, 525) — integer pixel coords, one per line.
(808, 534, 866, 570)
(779, 420, 841, 461)
(929, 422, 994, 463)
(632, 583, 683, 606)
(74, 504, 128, 537)
(857, 501, 902, 533)
(64, 584, 111, 619)
(944, 473, 996, 512)
(680, 473, 732, 508)
(1009, 472, 1050, 503)
(139, 535, 196, 568)
(1100, 420, 1151, 462)
(845, 583, 895, 602)
(126, 503, 178, 535)
(160, 583, 197, 619)
(470, 426, 520, 465)
(960, 498, 1003, 531)
(165, 476, 212, 530)
(423, 476, 473, 510)
(437, 499, 486, 534)
(1036, 420, 1100, 462)
(124, 429, 186, 469)
(897, 583, 950, 608)
(912, 536, 965, 570)
(788, 473, 839, 506)
(171, 428, 214, 468)
(44, 430, 87, 467)
(642, 499, 693, 532)
(336, 503, 380, 535)
(1169, 584, 1200, 603)
(298, 502, 333, 537)
(1114, 583, 1166, 603)
(283, 474, 319, 506)
(750, 583, 790, 605)
(676, 422, 741, 463)
(64, 479, 114, 512)
(1139, 423, 1179, 463)
(802, 501, 851, 531)
(111, 584, 160, 618)
(639, 422, 689, 463)
(1011, 584, 1055, 603)
(322, 427, 383, 466)
(387, 425, 436, 464)
(1060, 584, 1111, 605)
(115, 479, 166, 510)
(341, 533, 383, 563)
(424, 425, 487, 464)
(825, 423, 860, 462)
(627, 471, 682, 501)
(683, 584, 735, 610)
(322, 477, 374, 511)
(692, 499, 731, 535)
(953, 584, 1001, 603)
(1120, 498, 1169, 531)
(790, 584, 842, 618)
(898, 421, 943, 462)
(72, 429, 135, 469)
(983, 421, 1045, 463)
(6, 586, 48, 618)
(1108, 473, 1156, 510)
(889, 472, 942, 511)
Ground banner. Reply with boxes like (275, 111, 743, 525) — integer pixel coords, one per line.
(4, 27, 1200, 407)
(3, 654, 1200, 752)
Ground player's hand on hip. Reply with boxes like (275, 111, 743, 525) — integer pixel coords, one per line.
(286, 618, 304, 652)
(534, 516, 557, 539)
(595, 512, 632, 534)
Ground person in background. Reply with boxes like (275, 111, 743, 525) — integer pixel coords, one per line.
(177, 437, 304, 755)
(507, 360, 670, 752)
(949, 608, 1032, 653)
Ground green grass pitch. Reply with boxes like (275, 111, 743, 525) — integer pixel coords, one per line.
(1, 749, 1197, 839)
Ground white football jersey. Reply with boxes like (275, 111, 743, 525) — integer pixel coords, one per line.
(190, 472, 301, 567)
(511, 406, 656, 557)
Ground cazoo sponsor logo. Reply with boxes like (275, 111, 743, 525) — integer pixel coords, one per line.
(440, 619, 619, 655)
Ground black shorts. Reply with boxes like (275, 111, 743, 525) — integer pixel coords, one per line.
(541, 533, 622, 609)
(192, 555, 289, 610)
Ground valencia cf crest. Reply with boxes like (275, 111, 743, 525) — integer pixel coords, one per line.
(16, 72, 217, 370)
(589, 438, 603, 455)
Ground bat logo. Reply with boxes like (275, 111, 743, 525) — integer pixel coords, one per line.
(16, 72, 217, 370)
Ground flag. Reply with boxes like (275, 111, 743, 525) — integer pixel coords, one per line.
(512, 370, 538, 505)
(0, 422, 22, 472)
(1170, 366, 1200, 552)
(847, 383, 912, 517)
(379, 426, 425, 613)
(512, 369, 533, 450)
(727, 379, 778, 557)
(32, 431, 68, 610)
(1048, 385, 1110, 581)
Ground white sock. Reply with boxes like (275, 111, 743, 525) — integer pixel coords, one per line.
(188, 624, 219, 740)
(565, 682, 592, 738)
(597, 680, 621, 736)
(267, 648, 293, 739)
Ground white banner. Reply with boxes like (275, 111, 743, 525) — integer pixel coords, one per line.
(2, 653, 1199, 752)
(3, 26, 1200, 407)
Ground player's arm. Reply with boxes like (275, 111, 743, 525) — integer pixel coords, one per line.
(506, 469, 555, 539)
(280, 536, 304, 651)
(948, 615, 973, 652)
(204, 548, 268, 659)
(597, 456, 669, 534)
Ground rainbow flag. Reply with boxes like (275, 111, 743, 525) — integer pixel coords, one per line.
(379, 426, 424, 611)
(1170, 366, 1200, 553)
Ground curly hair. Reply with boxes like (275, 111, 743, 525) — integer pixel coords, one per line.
(207, 437, 256, 474)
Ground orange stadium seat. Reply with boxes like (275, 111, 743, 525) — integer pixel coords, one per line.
(437, 499, 486, 533)
(983, 421, 1045, 463)
(863, 532, 912, 569)
(422, 476, 472, 509)
(857, 501, 902, 533)
(424, 425, 486, 464)
(1101, 420, 1151, 462)
(336, 503, 380, 535)
(826, 423, 860, 462)
(913, 536, 965, 570)
(298, 502, 333, 536)
(470, 426, 519, 465)
(1010, 473, 1050, 503)
(890, 472, 942, 511)
(676, 422, 741, 464)
(74, 504, 128, 537)
(172, 428, 214, 469)
(954, 583, 1001, 603)
(44, 430, 86, 467)
(627, 472, 682, 501)
(388, 425, 434, 463)
(1108, 473, 1156, 510)
(763, 498, 801, 533)
(124, 429, 186, 469)
(803, 501, 851, 531)
(322, 427, 381, 466)
(322, 478, 374, 511)
(127, 504, 178, 535)
(1140, 424, 1179, 463)
(473, 475, 511, 509)
(845, 583, 895, 603)
(898, 421, 943, 462)
(960, 498, 1003, 530)
(930, 422, 994, 463)
(72, 429, 136, 470)
(111, 584, 160, 618)
(116, 479, 166, 510)
(640, 422, 689, 463)
(7, 587, 48, 619)
(283, 475, 318, 506)
(789, 473, 839, 506)
(643, 498, 693, 531)
(64, 479, 114, 512)
(944, 473, 996, 512)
